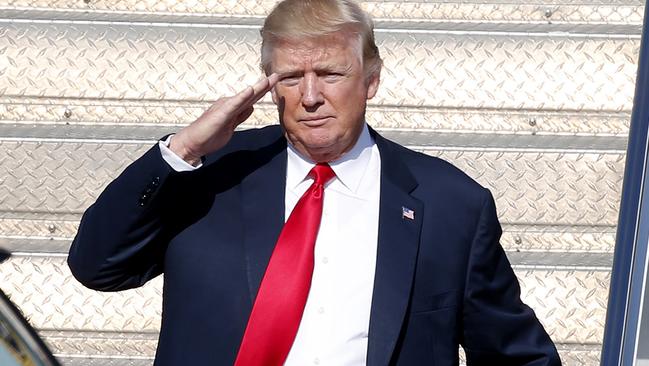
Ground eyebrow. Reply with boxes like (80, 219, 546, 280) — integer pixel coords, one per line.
(313, 62, 352, 73)
(276, 70, 303, 78)
(275, 62, 352, 77)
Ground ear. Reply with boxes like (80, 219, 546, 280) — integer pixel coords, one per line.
(366, 69, 380, 100)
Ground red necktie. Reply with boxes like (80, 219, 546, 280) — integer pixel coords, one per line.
(234, 163, 336, 366)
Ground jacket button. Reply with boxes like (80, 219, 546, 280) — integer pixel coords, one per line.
(139, 193, 149, 207)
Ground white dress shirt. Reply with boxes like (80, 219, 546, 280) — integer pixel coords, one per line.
(159, 124, 381, 365)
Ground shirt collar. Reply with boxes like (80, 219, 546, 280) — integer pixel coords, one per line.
(286, 123, 376, 194)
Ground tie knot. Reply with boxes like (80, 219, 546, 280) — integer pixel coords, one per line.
(309, 163, 336, 186)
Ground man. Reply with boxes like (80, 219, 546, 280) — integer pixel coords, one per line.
(68, 0, 561, 365)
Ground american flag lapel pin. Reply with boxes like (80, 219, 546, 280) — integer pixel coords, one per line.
(402, 206, 415, 220)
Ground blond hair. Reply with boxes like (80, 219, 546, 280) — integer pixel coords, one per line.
(260, 0, 382, 78)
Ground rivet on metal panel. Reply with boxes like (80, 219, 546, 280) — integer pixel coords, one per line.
(47, 224, 57, 234)
(514, 236, 523, 245)
(528, 118, 537, 127)
(63, 108, 72, 119)
(544, 8, 554, 19)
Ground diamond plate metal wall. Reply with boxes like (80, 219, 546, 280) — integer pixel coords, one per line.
(0, 140, 625, 224)
(0, 0, 641, 365)
(0, 256, 611, 359)
(0, 22, 639, 110)
(0, 98, 633, 135)
(0, 0, 644, 24)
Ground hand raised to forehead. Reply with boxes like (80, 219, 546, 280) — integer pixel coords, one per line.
(169, 74, 279, 166)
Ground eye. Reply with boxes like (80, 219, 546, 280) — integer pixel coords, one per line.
(279, 75, 301, 86)
(322, 73, 343, 83)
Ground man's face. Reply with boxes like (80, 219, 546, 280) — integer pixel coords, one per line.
(270, 33, 380, 162)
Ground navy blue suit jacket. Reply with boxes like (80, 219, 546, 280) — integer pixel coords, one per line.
(68, 125, 561, 365)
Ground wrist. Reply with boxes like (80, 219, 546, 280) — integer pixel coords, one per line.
(168, 135, 202, 167)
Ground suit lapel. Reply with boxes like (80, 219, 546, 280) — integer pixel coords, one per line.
(240, 136, 288, 303)
(367, 131, 424, 366)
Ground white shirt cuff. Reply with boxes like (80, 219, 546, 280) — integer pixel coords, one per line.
(159, 135, 203, 172)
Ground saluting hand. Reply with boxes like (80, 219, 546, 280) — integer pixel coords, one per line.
(169, 74, 279, 166)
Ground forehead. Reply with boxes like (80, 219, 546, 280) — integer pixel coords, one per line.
(269, 35, 360, 72)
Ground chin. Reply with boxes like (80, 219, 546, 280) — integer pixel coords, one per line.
(296, 141, 335, 160)
(301, 132, 334, 147)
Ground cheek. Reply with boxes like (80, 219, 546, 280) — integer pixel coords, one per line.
(336, 93, 366, 121)
(276, 89, 301, 112)
(328, 83, 366, 106)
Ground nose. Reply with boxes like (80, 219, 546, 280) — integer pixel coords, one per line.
(300, 73, 324, 107)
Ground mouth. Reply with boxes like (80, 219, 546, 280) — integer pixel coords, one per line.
(299, 116, 333, 126)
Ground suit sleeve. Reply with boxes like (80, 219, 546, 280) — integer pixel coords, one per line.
(68, 143, 177, 291)
(462, 190, 562, 366)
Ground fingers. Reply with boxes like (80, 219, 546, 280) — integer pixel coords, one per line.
(180, 75, 277, 157)
(228, 85, 255, 110)
(202, 74, 278, 131)
(252, 73, 278, 102)
(229, 74, 278, 113)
